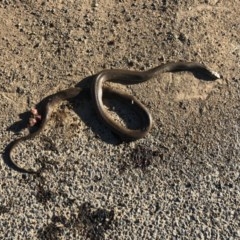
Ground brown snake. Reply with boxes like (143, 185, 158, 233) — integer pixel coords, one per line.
(7, 62, 220, 173)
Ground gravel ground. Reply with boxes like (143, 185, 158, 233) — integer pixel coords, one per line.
(0, 1, 239, 239)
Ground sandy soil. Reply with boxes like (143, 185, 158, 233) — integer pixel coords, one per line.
(0, 1, 239, 239)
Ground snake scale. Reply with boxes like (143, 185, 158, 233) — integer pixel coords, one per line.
(7, 62, 220, 173)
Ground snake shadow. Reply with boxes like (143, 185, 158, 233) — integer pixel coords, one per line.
(173, 67, 221, 81)
(72, 76, 124, 145)
(73, 75, 148, 145)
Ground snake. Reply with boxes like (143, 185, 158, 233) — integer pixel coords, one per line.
(7, 62, 220, 173)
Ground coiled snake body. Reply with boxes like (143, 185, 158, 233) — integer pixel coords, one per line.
(7, 62, 220, 173)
